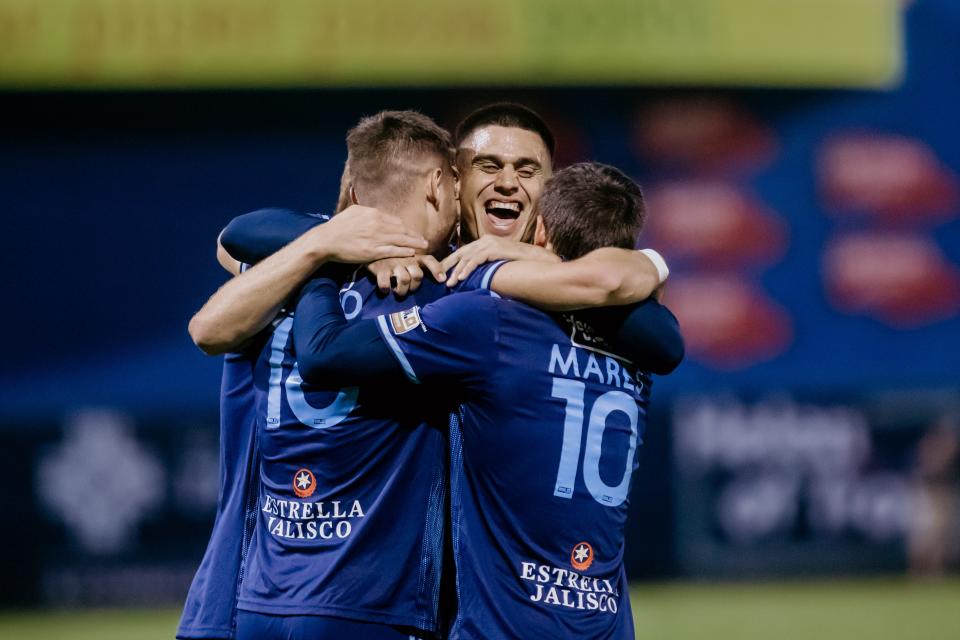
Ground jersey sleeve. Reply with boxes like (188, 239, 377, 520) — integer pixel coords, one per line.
(292, 273, 406, 387)
(575, 299, 685, 375)
(375, 290, 499, 391)
(448, 259, 509, 293)
(220, 208, 328, 265)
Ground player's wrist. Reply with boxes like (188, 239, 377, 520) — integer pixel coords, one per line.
(300, 225, 337, 266)
(638, 248, 669, 284)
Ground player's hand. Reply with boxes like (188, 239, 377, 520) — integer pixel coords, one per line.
(442, 236, 561, 288)
(367, 255, 446, 297)
(309, 205, 427, 264)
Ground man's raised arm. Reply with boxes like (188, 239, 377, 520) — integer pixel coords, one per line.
(219, 208, 326, 267)
(188, 206, 426, 355)
(442, 241, 681, 373)
(486, 247, 667, 311)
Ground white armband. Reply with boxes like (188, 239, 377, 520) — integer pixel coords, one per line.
(638, 249, 669, 284)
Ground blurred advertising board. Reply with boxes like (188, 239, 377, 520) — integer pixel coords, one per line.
(0, 409, 220, 606)
(671, 393, 960, 578)
(0, 0, 901, 89)
(2, 395, 955, 609)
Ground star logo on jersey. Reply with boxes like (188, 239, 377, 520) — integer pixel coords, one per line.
(571, 541, 594, 572)
(292, 468, 316, 498)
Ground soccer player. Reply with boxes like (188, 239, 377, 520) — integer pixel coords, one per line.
(284, 162, 677, 639)
(177, 175, 426, 639)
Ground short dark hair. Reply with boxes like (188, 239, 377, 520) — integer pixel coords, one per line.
(538, 163, 646, 260)
(454, 102, 556, 158)
(346, 110, 454, 206)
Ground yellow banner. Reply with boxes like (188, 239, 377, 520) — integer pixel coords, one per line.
(0, 0, 903, 89)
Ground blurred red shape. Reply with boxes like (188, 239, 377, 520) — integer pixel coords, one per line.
(666, 276, 793, 370)
(823, 233, 960, 327)
(819, 133, 959, 224)
(644, 181, 788, 268)
(633, 98, 776, 174)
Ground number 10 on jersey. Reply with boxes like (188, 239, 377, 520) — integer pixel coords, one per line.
(551, 377, 640, 508)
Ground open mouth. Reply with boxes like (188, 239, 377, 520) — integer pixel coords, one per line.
(484, 200, 523, 233)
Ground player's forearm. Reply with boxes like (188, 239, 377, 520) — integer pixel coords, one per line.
(579, 248, 665, 307)
(220, 208, 324, 265)
(490, 248, 663, 311)
(293, 279, 404, 386)
(189, 232, 332, 355)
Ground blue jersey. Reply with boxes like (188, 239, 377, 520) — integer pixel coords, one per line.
(178, 345, 263, 639)
(377, 290, 651, 640)
(179, 211, 328, 640)
(236, 264, 501, 632)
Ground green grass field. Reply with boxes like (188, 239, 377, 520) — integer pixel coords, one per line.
(0, 579, 957, 639)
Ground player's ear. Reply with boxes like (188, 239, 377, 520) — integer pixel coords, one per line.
(534, 215, 549, 248)
(349, 185, 359, 205)
(426, 167, 443, 210)
(451, 165, 461, 201)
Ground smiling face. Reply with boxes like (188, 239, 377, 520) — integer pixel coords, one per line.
(457, 125, 552, 242)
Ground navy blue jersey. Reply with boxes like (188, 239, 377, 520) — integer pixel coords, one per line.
(179, 212, 329, 640)
(178, 345, 263, 639)
(378, 290, 651, 640)
(236, 264, 502, 632)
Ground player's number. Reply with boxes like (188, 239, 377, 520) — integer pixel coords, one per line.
(265, 316, 358, 430)
(551, 377, 639, 507)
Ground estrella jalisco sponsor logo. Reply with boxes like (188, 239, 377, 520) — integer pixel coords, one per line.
(517, 542, 619, 615)
(260, 467, 366, 541)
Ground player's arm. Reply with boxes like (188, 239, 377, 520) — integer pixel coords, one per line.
(293, 278, 407, 387)
(188, 206, 427, 355)
(294, 283, 494, 391)
(445, 248, 680, 372)
(579, 299, 685, 375)
(219, 208, 327, 267)
(441, 235, 560, 284)
(221, 207, 448, 297)
(485, 247, 667, 311)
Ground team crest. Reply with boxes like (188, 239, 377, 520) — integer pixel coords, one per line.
(389, 306, 422, 334)
(293, 468, 316, 498)
(571, 541, 594, 571)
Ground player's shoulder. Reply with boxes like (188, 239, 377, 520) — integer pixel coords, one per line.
(433, 287, 501, 309)
(420, 288, 502, 327)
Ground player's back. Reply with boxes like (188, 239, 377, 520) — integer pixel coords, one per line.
(237, 268, 450, 632)
(460, 296, 646, 639)
(383, 290, 650, 639)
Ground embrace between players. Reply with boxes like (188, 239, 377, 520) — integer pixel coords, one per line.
(178, 104, 684, 640)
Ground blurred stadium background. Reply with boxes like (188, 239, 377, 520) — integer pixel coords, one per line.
(1, 0, 958, 638)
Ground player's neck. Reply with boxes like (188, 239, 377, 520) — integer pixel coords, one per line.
(389, 200, 427, 235)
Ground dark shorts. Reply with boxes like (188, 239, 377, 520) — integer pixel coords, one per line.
(235, 610, 427, 640)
